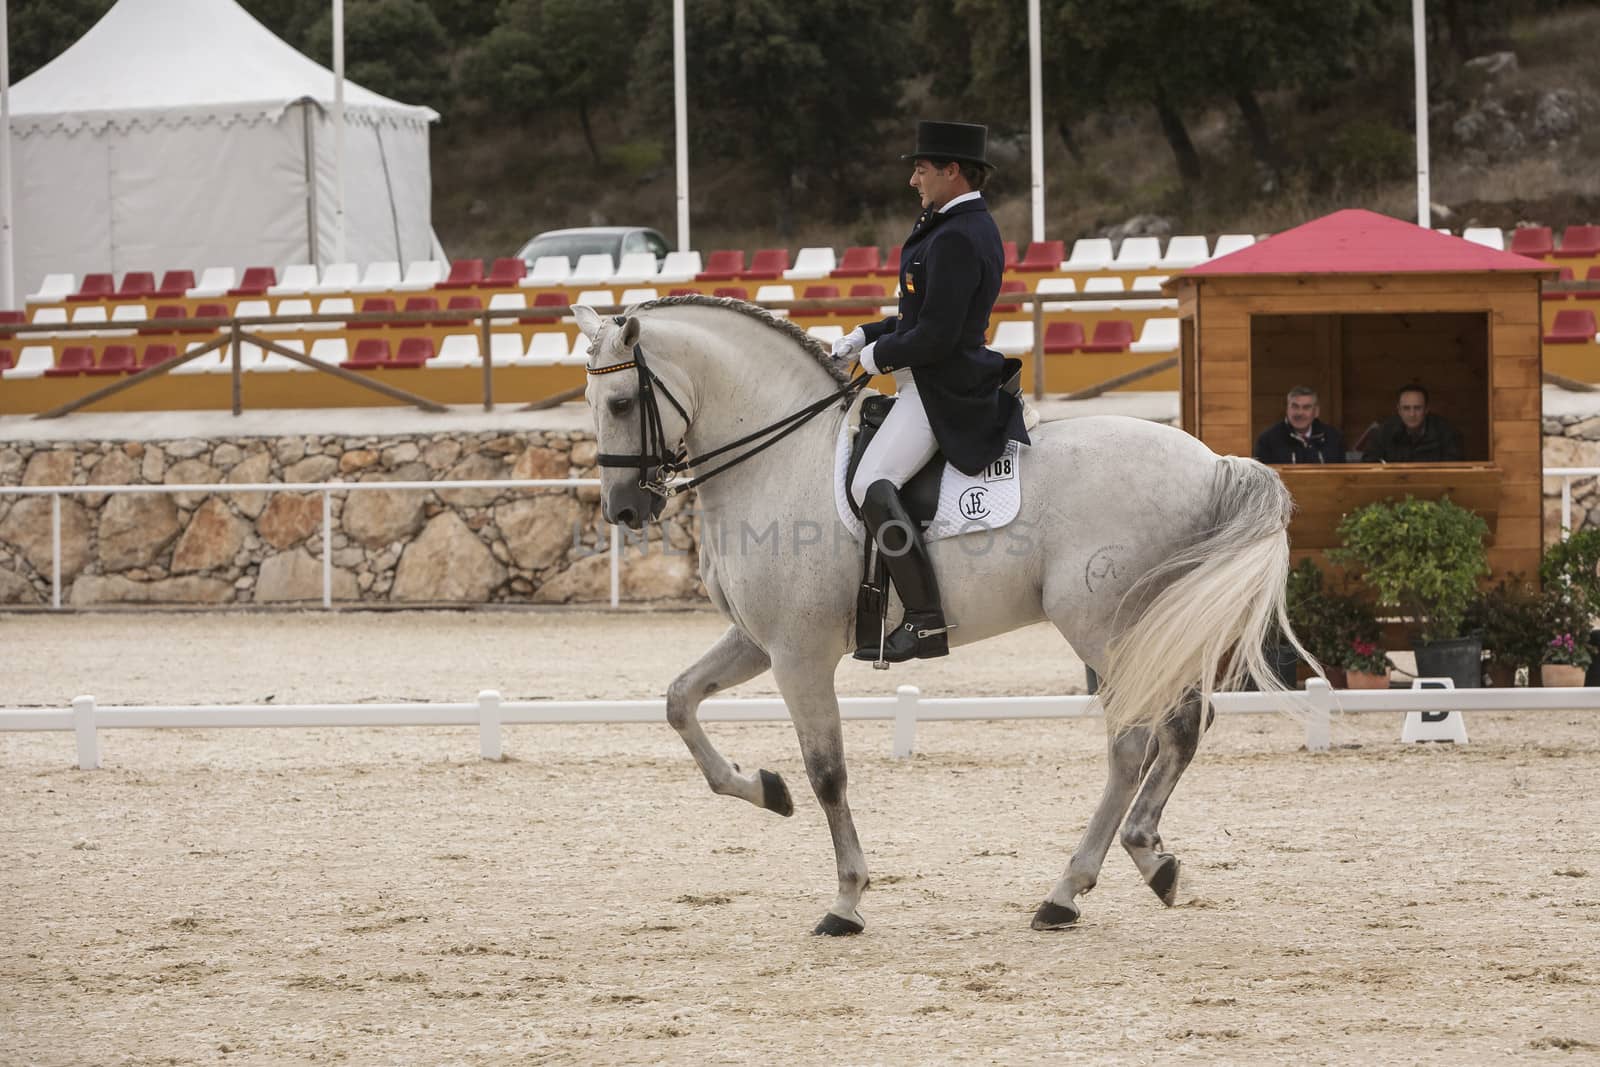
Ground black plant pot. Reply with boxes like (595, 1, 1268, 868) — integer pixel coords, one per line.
(1413, 635, 1483, 689)
(1586, 630, 1600, 688)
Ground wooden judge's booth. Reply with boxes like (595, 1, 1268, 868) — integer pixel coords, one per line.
(1167, 209, 1556, 578)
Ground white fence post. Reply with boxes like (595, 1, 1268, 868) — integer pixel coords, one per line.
(891, 685, 920, 758)
(321, 490, 333, 609)
(72, 695, 99, 770)
(477, 689, 503, 760)
(51, 494, 61, 609)
(1303, 678, 1333, 752)
(609, 530, 619, 608)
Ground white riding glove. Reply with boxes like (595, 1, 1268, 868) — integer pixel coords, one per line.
(831, 326, 866, 363)
(858, 341, 880, 377)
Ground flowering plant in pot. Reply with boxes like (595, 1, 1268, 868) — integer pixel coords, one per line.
(1539, 585, 1593, 686)
(1330, 496, 1489, 689)
(1341, 636, 1392, 688)
(1466, 577, 1545, 687)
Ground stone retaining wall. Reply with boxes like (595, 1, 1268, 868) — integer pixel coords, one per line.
(0, 431, 703, 607)
(2, 418, 1595, 608)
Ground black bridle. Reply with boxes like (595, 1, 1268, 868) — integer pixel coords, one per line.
(587, 324, 869, 499)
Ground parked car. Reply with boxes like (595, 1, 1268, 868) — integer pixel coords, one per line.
(515, 227, 671, 267)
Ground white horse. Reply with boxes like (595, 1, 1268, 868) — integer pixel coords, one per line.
(576, 296, 1301, 935)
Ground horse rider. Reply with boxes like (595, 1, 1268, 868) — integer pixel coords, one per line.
(832, 119, 1031, 662)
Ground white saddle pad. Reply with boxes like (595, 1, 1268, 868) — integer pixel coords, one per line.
(833, 418, 1024, 544)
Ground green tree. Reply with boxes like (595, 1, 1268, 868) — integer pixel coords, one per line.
(304, 0, 453, 107)
(6, 0, 114, 82)
(465, 0, 651, 166)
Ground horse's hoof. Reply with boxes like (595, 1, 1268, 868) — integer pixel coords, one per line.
(760, 769, 794, 817)
(1031, 899, 1080, 930)
(1148, 854, 1180, 906)
(812, 911, 865, 936)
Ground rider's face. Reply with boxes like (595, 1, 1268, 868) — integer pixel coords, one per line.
(910, 159, 961, 211)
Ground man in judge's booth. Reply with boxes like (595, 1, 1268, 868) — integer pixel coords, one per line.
(1254, 386, 1345, 464)
(1364, 384, 1463, 463)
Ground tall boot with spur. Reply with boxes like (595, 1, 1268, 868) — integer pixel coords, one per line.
(852, 478, 950, 662)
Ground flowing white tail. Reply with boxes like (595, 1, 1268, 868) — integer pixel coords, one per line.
(1098, 456, 1312, 735)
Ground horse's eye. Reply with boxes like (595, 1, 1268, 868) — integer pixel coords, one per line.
(607, 395, 635, 416)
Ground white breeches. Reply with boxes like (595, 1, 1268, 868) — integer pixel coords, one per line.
(850, 370, 939, 506)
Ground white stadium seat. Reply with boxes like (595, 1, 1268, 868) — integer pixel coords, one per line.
(395, 260, 446, 291)
(620, 288, 660, 305)
(256, 338, 310, 372)
(1061, 238, 1113, 272)
(1158, 235, 1211, 269)
(1035, 276, 1077, 311)
(521, 332, 576, 366)
(26, 273, 76, 304)
(755, 284, 794, 316)
(21, 306, 67, 339)
(186, 267, 237, 299)
(309, 338, 348, 367)
(656, 251, 703, 284)
(1212, 233, 1257, 258)
(1068, 276, 1125, 311)
(1462, 227, 1505, 251)
(1112, 237, 1163, 271)
(110, 304, 148, 326)
(806, 324, 844, 345)
(70, 305, 111, 337)
(612, 253, 662, 285)
(268, 264, 319, 295)
(521, 256, 571, 288)
(1130, 318, 1180, 353)
(488, 332, 524, 365)
(264, 298, 313, 332)
(4, 345, 58, 378)
(432, 334, 482, 368)
(991, 321, 1034, 355)
(576, 289, 616, 309)
(1120, 276, 1176, 312)
(354, 262, 401, 292)
(312, 263, 360, 294)
(487, 292, 528, 313)
(568, 254, 616, 287)
(174, 340, 227, 374)
(785, 247, 837, 280)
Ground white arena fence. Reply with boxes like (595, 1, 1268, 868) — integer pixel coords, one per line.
(0, 477, 622, 609)
(5, 680, 1600, 770)
(1547, 466, 1600, 535)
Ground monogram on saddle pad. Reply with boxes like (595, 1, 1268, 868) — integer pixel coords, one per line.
(835, 361, 1027, 543)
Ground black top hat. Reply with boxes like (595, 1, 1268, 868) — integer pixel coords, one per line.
(902, 120, 992, 169)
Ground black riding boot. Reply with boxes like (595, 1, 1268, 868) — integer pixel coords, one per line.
(853, 479, 950, 663)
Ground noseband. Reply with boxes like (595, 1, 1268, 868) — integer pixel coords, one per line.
(587, 318, 868, 499)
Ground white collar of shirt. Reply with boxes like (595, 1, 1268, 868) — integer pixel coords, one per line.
(939, 191, 983, 213)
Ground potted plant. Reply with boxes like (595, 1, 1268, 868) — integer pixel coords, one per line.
(1539, 582, 1593, 686)
(1540, 529, 1600, 684)
(1285, 559, 1390, 688)
(1285, 558, 1336, 685)
(1330, 496, 1490, 689)
(1466, 577, 1546, 687)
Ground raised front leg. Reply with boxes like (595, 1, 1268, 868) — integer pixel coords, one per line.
(1033, 717, 1153, 930)
(771, 654, 869, 936)
(666, 626, 792, 816)
(1120, 694, 1205, 906)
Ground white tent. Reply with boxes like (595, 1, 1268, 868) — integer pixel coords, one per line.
(5, 0, 439, 298)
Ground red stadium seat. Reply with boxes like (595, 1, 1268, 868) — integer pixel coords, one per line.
(1510, 227, 1553, 258)
(713, 286, 749, 300)
(697, 250, 746, 281)
(390, 337, 435, 368)
(1556, 225, 1600, 258)
(89, 344, 137, 376)
(350, 297, 395, 330)
(0, 348, 13, 372)
(1043, 322, 1086, 353)
(138, 343, 178, 368)
(741, 249, 790, 280)
(1579, 267, 1600, 301)
(480, 257, 527, 288)
(842, 283, 886, 318)
(883, 246, 903, 272)
(1081, 319, 1135, 352)
(1545, 308, 1597, 344)
(67, 273, 115, 302)
(117, 272, 156, 298)
(994, 279, 1027, 312)
(183, 303, 227, 335)
(402, 295, 439, 316)
(45, 345, 96, 376)
(437, 259, 485, 290)
(341, 337, 391, 369)
(444, 294, 483, 325)
(155, 270, 196, 298)
(801, 284, 840, 314)
(1003, 240, 1020, 269)
(1545, 266, 1575, 300)
(831, 246, 883, 278)
(668, 287, 698, 296)
(228, 266, 277, 296)
(1014, 240, 1064, 272)
(521, 290, 567, 324)
(0, 310, 23, 326)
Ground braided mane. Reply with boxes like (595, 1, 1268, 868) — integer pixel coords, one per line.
(631, 293, 852, 384)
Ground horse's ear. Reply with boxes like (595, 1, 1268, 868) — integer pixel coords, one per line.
(572, 305, 602, 339)
(620, 316, 641, 348)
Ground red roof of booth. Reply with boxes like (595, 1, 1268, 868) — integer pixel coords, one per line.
(1183, 209, 1555, 277)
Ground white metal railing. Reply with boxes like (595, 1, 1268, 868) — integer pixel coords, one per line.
(1545, 466, 1600, 536)
(5, 679, 1598, 770)
(0, 477, 628, 609)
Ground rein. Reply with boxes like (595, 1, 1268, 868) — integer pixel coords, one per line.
(588, 326, 869, 499)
